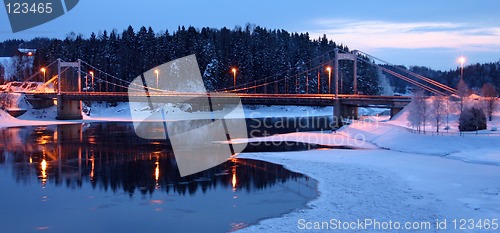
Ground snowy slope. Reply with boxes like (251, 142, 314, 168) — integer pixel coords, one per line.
(236, 120, 500, 232)
(390, 98, 500, 133)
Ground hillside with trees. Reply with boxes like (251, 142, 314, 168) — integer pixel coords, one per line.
(1, 25, 382, 94)
(1, 25, 499, 96)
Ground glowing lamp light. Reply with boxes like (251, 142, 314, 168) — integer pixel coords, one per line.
(231, 68, 237, 89)
(458, 56, 466, 65)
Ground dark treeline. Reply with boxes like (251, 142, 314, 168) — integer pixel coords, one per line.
(1, 24, 381, 94)
(2, 25, 498, 95)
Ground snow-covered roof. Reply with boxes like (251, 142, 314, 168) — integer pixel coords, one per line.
(17, 48, 36, 53)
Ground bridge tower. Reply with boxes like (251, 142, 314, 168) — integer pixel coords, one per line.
(333, 49, 358, 126)
(56, 59, 83, 120)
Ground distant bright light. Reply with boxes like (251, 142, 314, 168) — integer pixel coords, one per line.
(40, 67, 46, 73)
(458, 56, 466, 65)
(231, 68, 237, 74)
(154, 69, 159, 75)
(326, 66, 332, 72)
(27, 51, 33, 56)
(89, 71, 94, 76)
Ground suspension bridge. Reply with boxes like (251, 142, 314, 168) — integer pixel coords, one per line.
(13, 48, 456, 124)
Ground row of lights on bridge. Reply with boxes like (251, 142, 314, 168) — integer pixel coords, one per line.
(38, 67, 94, 83)
(37, 56, 467, 91)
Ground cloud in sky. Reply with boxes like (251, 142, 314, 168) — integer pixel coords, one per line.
(309, 18, 500, 53)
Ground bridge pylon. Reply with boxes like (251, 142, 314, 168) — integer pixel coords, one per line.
(333, 49, 359, 127)
(56, 59, 83, 120)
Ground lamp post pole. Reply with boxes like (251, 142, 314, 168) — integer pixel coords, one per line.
(232, 68, 237, 89)
(326, 67, 332, 94)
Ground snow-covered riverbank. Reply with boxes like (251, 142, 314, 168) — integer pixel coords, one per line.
(235, 121, 500, 232)
(0, 102, 334, 128)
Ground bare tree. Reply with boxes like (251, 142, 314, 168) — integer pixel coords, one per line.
(481, 83, 497, 121)
(432, 96, 448, 133)
(408, 90, 427, 133)
(457, 78, 470, 114)
(443, 96, 452, 129)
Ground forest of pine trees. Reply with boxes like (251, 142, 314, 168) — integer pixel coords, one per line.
(1, 25, 499, 96)
(0, 25, 381, 95)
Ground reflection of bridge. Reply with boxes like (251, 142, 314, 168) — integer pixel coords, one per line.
(0, 123, 312, 196)
(24, 48, 454, 124)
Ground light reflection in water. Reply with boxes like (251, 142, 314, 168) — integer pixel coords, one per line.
(89, 155, 95, 181)
(0, 123, 318, 233)
(231, 157, 238, 191)
(155, 159, 160, 189)
(232, 167, 237, 191)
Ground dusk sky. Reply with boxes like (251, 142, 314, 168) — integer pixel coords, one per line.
(1, 0, 499, 71)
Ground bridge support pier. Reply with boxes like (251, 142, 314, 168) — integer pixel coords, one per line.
(334, 101, 358, 128)
(390, 107, 404, 119)
(56, 96, 83, 120)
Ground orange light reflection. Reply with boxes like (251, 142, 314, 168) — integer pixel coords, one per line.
(231, 172, 237, 191)
(90, 156, 95, 181)
(41, 159, 48, 184)
(155, 161, 160, 182)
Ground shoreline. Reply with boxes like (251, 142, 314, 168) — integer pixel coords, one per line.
(234, 121, 500, 232)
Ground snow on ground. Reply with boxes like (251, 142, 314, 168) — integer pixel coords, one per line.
(244, 105, 333, 118)
(237, 148, 500, 232)
(233, 131, 378, 150)
(340, 121, 500, 160)
(88, 103, 333, 121)
(390, 99, 500, 134)
(234, 101, 500, 232)
(236, 121, 500, 232)
(0, 99, 334, 128)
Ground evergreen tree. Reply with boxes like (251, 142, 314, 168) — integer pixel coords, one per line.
(459, 107, 487, 132)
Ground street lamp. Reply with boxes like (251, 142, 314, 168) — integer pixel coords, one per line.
(40, 67, 46, 82)
(231, 68, 237, 89)
(154, 69, 159, 89)
(89, 71, 94, 91)
(458, 56, 466, 80)
(326, 66, 332, 94)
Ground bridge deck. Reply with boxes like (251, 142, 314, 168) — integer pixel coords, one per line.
(29, 92, 411, 107)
